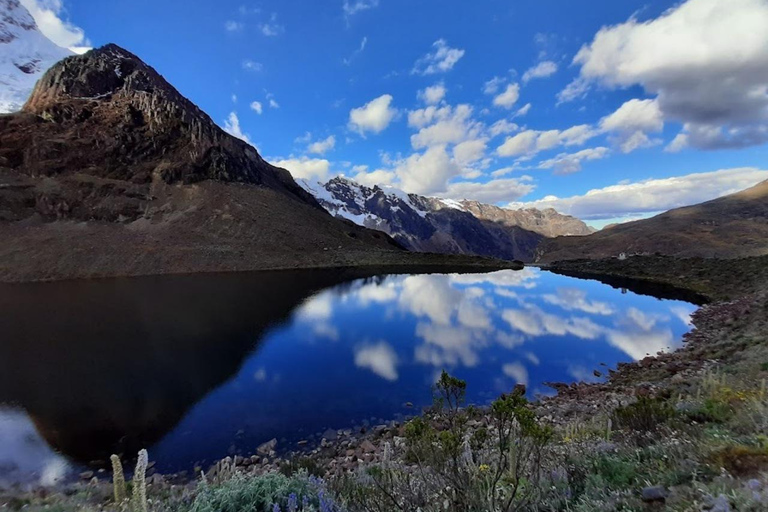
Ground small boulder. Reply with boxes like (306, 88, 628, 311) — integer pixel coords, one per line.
(641, 485, 667, 502)
(256, 438, 277, 456)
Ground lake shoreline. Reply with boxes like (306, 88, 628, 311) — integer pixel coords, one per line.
(3, 255, 768, 510)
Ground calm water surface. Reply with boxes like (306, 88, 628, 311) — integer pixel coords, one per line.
(0, 268, 697, 486)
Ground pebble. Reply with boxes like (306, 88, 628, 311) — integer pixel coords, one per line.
(79, 471, 94, 480)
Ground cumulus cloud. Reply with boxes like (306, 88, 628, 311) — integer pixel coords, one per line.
(522, 60, 558, 83)
(563, 0, 768, 150)
(394, 145, 462, 195)
(537, 147, 610, 175)
(483, 76, 506, 95)
(508, 167, 768, 220)
(542, 288, 615, 315)
(493, 83, 520, 109)
(272, 156, 332, 181)
(489, 120, 519, 137)
(418, 83, 447, 105)
(515, 103, 532, 117)
(20, 0, 90, 52)
(497, 125, 596, 157)
(222, 112, 253, 146)
(599, 99, 664, 153)
(307, 135, 336, 155)
(409, 104, 483, 149)
(354, 341, 399, 381)
(412, 39, 465, 75)
(348, 94, 397, 135)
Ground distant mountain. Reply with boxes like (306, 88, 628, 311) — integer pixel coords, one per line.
(538, 180, 768, 262)
(299, 177, 592, 262)
(0, 44, 419, 281)
(0, 0, 72, 113)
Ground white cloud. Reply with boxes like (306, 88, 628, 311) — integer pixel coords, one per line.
(259, 13, 284, 36)
(242, 60, 263, 72)
(599, 99, 664, 153)
(497, 125, 596, 157)
(354, 341, 399, 381)
(348, 94, 397, 135)
(502, 362, 529, 386)
(343, 0, 379, 17)
(439, 176, 536, 204)
(225, 20, 244, 32)
(268, 98, 280, 109)
(452, 139, 487, 167)
(522, 60, 558, 83)
(564, 0, 768, 150)
(537, 147, 610, 175)
(272, 156, 332, 181)
(508, 167, 768, 220)
(502, 307, 603, 340)
(20, 0, 90, 52)
(489, 119, 519, 137)
(249, 101, 263, 115)
(515, 103, 532, 117)
(493, 83, 520, 109)
(343, 37, 368, 65)
(394, 145, 462, 195)
(412, 39, 465, 75)
(307, 135, 336, 155)
(409, 104, 482, 149)
(418, 83, 447, 105)
(483, 76, 506, 95)
(222, 112, 253, 146)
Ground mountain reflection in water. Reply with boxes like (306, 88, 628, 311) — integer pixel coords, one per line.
(0, 267, 696, 483)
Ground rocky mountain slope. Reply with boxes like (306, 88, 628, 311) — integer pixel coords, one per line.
(0, 44, 465, 282)
(0, 0, 72, 113)
(299, 177, 592, 262)
(538, 179, 768, 262)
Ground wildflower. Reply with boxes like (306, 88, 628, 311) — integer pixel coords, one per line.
(273, 504, 282, 512)
(479, 464, 490, 472)
(287, 493, 298, 512)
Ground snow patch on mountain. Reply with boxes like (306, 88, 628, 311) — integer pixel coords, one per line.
(1, 0, 72, 113)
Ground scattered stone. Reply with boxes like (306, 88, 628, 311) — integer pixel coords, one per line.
(256, 438, 277, 456)
(79, 471, 94, 480)
(322, 429, 338, 441)
(709, 494, 732, 512)
(297, 440, 308, 446)
(641, 485, 667, 502)
(360, 440, 376, 454)
(593, 370, 602, 377)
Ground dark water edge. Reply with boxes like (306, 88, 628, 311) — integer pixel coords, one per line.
(0, 264, 514, 468)
(546, 268, 710, 305)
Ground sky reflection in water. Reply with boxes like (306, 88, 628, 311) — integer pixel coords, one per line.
(151, 268, 695, 471)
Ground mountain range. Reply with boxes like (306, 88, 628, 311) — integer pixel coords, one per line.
(299, 177, 592, 262)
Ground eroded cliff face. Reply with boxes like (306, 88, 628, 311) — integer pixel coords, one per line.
(0, 44, 412, 281)
(458, 201, 594, 238)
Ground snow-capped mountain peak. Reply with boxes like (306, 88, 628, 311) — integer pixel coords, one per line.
(296, 176, 594, 261)
(1, 0, 73, 113)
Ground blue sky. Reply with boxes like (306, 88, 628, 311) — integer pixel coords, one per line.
(19, 0, 768, 226)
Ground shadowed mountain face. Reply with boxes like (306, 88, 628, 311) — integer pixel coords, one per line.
(0, 44, 412, 282)
(538, 180, 768, 262)
(299, 178, 593, 262)
(0, 267, 415, 465)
